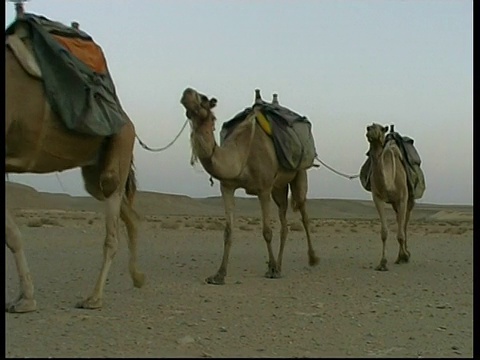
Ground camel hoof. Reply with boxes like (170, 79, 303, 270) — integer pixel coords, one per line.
(395, 256, 410, 264)
(76, 297, 102, 310)
(133, 272, 145, 288)
(265, 269, 282, 279)
(205, 275, 225, 285)
(5, 298, 37, 313)
(375, 264, 388, 271)
(375, 258, 388, 271)
(309, 255, 320, 267)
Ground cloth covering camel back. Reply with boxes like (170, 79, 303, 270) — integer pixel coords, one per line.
(220, 92, 317, 172)
(5, 13, 126, 136)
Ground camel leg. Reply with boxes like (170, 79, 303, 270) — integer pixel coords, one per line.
(403, 197, 415, 258)
(259, 191, 279, 279)
(297, 203, 319, 267)
(76, 192, 122, 309)
(5, 209, 37, 313)
(120, 200, 145, 288)
(373, 196, 389, 271)
(291, 171, 319, 267)
(272, 186, 289, 275)
(206, 185, 235, 285)
(98, 122, 135, 199)
(395, 198, 411, 264)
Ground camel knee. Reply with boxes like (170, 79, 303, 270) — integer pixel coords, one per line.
(223, 222, 232, 243)
(100, 170, 120, 198)
(263, 226, 273, 243)
(6, 215, 22, 253)
(380, 227, 388, 241)
(290, 196, 305, 213)
(103, 236, 119, 258)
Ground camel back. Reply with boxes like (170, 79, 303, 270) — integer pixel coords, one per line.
(5, 13, 127, 136)
(360, 129, 426, 199)
(221, 102, 317, 171)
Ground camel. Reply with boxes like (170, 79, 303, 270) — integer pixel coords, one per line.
(180, 87, 319, 285)
(365, 123, 415, 271)
(5, 22, 145, 313)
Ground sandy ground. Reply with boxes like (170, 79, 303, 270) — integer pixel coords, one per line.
(5, 183, 473, 358)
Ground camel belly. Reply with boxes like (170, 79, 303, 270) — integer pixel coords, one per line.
(372, 189, 401, 205)
(6, 117, 104, 173)
(227, 170, 296, 196)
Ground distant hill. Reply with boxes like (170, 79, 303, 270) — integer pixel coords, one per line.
(5, 182, 473, 221)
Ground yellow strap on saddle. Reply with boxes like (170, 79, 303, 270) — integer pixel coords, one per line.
(255, 110, 272, 136)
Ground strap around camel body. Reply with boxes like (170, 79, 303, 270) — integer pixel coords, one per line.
(5, 13, 127, 136)
(220, 102, 317, 171)
(360, 132, 426, 200)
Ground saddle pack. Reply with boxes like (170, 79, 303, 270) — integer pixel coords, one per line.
(220, 97, 317, 171)
(5, 13, 127, 136)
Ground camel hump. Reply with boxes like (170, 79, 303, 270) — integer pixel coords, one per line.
(221, 99, 317, 171)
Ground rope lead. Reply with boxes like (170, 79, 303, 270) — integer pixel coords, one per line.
(136, 119, 189, 152)
(315, 156, 359, 179)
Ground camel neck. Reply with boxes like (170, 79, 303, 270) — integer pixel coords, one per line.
(191, 115, 255, 181)
(191, 116, 217, 162)
(368, 142, 383, 159)
(369, 140, 395, 195)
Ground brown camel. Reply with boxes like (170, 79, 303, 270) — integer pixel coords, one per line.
(365, 123, 414, 271)
(180, 87, 319, 285)
(5, 30, 145, 313)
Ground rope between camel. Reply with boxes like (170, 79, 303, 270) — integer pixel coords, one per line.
(315, 156, 360, 179)
(135, 119, 189, 152)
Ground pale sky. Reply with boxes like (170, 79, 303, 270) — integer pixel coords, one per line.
(5, 1, 473, 205)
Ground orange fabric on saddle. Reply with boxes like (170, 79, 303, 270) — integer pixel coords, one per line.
(52, 35, 107, 74)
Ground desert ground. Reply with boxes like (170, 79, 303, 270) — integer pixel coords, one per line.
(5, 182, 473, 358)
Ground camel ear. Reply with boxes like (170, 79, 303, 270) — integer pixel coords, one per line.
(383, 126, 388, 133)
(209, 98, 217, 109)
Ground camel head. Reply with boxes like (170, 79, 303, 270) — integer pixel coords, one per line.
(180, 88, 217, 127)
(366, 123, 389, 144)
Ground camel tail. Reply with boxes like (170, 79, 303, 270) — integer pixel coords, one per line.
(121, 158, 140, 222)
(125, 159, 137, 204)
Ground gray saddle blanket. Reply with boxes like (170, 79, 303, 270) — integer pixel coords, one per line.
(5, 13, 127, 136)
(360, 130, 426, 199)
(220, 101, 317, 171)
